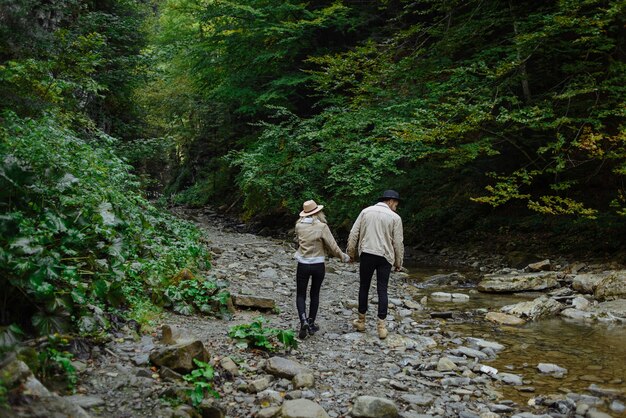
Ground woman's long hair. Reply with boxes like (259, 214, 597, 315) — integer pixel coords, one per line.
(297, 211, 327, 225)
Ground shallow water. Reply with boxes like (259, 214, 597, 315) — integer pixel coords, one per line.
(406, 266, 626, 413)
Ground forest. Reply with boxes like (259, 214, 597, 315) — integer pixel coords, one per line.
(1, 0, 625, 394)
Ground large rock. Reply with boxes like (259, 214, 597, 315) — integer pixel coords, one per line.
(418, 272, 467, 287)
(595, 299, 626, 321)
(161, 324, 191, 345)
(232, 294, 276, 310)
(280, 399, 329, 418)
(149, 340, 209, 372)
(1, 358, 91, 418)
(594, 271, 626, 301)
(477, 272, 559, 293)
(572, 273, 608, 294)
(351, 396, 398, 418)
(485, 312, 526, 325)
(266, 357, 309, 378)
(526, 259, 551, 272)
(500, 296, 564, 320)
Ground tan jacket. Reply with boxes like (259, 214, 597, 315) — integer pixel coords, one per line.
(347, 202, 404, 269)
(295, 219, 349, 262)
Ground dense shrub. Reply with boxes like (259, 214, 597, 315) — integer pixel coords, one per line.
(0, 112, 210, 336)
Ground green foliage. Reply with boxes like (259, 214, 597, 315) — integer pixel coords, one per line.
(183, 358, 219, 407)
(0, 377, 6, 409)
(228, 317, 297, 352)
(0, 324, 24, 354)
(164, 277, 230, 317)
(0, 112, 210, 334)
(37, 336, 77, 392)
(225, 0, 626, 231)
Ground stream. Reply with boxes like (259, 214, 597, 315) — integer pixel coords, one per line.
(407, 266, 626, 414)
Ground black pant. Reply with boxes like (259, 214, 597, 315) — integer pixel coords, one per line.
(296, 262, 325, 324)
(358, 252, 392, 319)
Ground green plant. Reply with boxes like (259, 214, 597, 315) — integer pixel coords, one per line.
(163, 277, 230, 317)
(0, 324, 24, 354)
(38, 343, 77, 392)
(228, 317, 297, 352)
(183, 358, 219, 407)
(0, 378, 7, 410)
(1, 112, 212, 334)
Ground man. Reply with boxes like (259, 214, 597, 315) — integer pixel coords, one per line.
(346, 189, 404, 339)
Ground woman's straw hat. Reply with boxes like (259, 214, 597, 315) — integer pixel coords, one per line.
(300, 200, 324, 217)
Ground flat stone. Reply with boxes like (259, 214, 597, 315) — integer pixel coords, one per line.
(232, 294, 276, 309)
(351, 396, 398, 417)
(280, 399, 330, 418)
(63, 395, 105, 408)
(485, 312, 526, 325)
(266, 357, 309, 378)
(400, 393, 434, 406)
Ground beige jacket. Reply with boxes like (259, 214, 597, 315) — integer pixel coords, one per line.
(347, 202, 404, 269)
(294, 218, 349, 263)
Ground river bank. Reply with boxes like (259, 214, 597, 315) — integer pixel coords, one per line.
(5, 206, 625, 418)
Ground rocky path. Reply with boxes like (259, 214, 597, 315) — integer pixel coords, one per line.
(19, 207, 622, 418)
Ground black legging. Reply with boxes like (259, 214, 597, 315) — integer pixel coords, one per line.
(358, 252, 392, 319)
(296, 262, 325, 324)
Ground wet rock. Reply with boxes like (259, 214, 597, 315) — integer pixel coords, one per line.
(594, 271, 626, 301)
(572, 273, 608, 294)
(587, 383, 624, 396)
(571, 296, 591, 310)
(485, 311, 526, 325)
(266, 357, 310, 378)
(537, 363, 567, 376)
(351, 396, 398, 418)
(231, 294, 276, 310)
(596, 299, 626, 321)
(500, 296, 564, 320)
(497, 373, 523, 385)
(419, 272, 467, 287)
(610, 400, 625, 413)
(430, 292, 469, 302)
(450, 347, 489, 360)
(586, 409, 613, 418)
(280, 399, 330, 418)
(477, 272, 559, 293)
(149, 340, 209, 372)
(560, 308, 595, 321)
(466, 337, 505, 352)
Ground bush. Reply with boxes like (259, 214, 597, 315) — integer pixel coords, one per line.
(0, 112, 210, 335)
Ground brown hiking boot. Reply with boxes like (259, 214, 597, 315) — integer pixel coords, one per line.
(352, 313, 366, 332)
(377, 319, 388, 339)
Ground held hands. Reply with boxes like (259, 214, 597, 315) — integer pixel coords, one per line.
(342, 253, 351, 263)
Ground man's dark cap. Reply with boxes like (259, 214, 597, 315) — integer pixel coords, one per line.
(377, 190, 401, 202)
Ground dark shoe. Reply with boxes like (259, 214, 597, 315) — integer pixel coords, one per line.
(307, 319, 319, 335)
(298, 322, 309, 339)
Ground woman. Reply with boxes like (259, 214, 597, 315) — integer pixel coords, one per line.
(294, 199, 350, 339)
